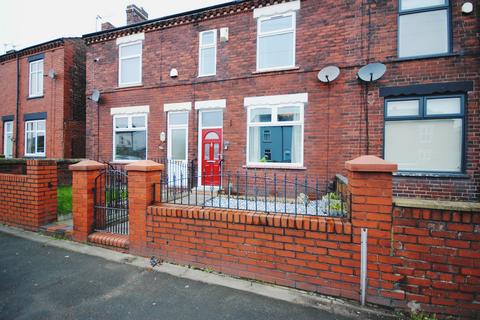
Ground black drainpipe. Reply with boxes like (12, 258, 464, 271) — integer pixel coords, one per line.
(14, 52, 20, 158)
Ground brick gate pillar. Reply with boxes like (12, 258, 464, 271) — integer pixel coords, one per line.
(126, 160, 163, 256)
(345, 155, 401, 305)
(69, 160, 106, 243)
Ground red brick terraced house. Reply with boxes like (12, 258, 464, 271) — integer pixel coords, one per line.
(0, 38, 86, 159)
(83, 0, 479, 202)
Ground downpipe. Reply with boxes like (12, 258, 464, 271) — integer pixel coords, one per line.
(360, 228, 368, 306)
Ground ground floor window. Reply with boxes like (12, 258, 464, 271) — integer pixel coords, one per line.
(384, 95, 464, 172)
(113, 114, 147, 161)
(247, 104, 303, 166)
(25, 120, 45, 156)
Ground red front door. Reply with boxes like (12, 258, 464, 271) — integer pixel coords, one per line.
(201, 128, 222, 186)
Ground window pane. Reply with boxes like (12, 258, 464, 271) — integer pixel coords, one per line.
(278, 106, 300, 121)
(250, 108, 272, 123)
(260, 15, 293, 33)
(200, 47, 215, 75)
(258, 32, 294, 69)
(37, 120, 45, 131)
(37, 132, 45, 153)
(120, 56, 141, 84)
(249, 125, 301, 164)
(400, 0, 446, 11)
(201, 31, 215, 46)
(386, 100, 420, 117)
(204, 143, 210, 161)
(171, 128, 186, 160)
(385, 119, 462, 172)
(30, 73, 37, 96)
(201, 111, 222, 127)
(26, 132, 35, 154)
(132, 116, 145, 128)
(115, 117, 128, 129)
(399, 10, 448, 58)
(120, 43, 141, 57)
(205, 132, 220, 140)
(426, 97, 461, 115)
(115, 131, 146, 160)
(169, 112, 188, 126)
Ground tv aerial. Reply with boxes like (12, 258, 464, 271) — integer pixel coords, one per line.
(318, 66, 340, 83)
(357, 63, 386, 82)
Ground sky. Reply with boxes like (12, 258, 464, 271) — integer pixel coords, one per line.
(0, 0, 231, 54)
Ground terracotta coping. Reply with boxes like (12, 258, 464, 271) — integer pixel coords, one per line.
(394, 197, 480, 212)
(345, 155, 397, 173)
(69, 160, 107, 171)
(125, 160, 164, 172)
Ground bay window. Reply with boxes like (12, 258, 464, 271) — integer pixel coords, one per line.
(384, 95, 464, 173)
(113, 114, 147, 161)
(398, 0, 450, 58)
(247, 104, 303, 166)
(25, 120, 45, 156)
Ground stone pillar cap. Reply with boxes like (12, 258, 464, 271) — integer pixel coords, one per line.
(125, 160, 164, 172)
(345, 155, 397, 173)
(69, 160, 107, 171)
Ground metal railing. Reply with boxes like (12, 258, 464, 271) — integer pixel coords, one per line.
(154, 169, 349, 218)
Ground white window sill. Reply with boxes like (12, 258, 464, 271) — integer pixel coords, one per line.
(197, 74, 216, 78)
(253, 66, 300, 74)
(110, 159, 145, 164)
(24, 154, 46, 158)
(117, 83, 143, 89)
(243, 164, 306, 170)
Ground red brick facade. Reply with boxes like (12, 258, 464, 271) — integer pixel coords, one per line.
(0, 159, 57, 231)
(0, 38, 86, 159)
(84, 0, 479, 202)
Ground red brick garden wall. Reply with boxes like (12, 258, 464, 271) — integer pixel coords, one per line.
(0, 160, 57, 231)
(392, 206, 480, 317)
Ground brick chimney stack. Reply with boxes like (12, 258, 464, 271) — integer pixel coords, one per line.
(101, 22, 116, 31)
(126, 4, 148, 25)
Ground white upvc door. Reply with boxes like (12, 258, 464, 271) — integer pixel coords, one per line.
(167, 111, 189, 188)
(3, 121, 13, 158)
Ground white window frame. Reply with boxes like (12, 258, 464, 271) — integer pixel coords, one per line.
(112, 113, 148, 162)
(29, 59, 44, 98)
(167, 111, 189, 162)
(3, 121, 13, 158)
(198, 29, 217, 77)
(24, 120, 46, 157)
(256, 12, 296, 72)
(118, 40, 143, 87)
(246, 103, 304, 168)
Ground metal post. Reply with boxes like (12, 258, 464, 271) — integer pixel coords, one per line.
(360, 228, 368, 306)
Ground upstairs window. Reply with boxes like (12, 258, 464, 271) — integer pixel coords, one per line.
(29, 59, 44, 97)
(257, 13, 295, 71)
(398, 0, 450, 58)
(118, 41, 142, 86)
(198, 30, 217, 77)
(384, 95, 464, 173)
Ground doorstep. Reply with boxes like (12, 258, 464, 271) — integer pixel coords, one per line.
(39, 217, 73, 240)
(88, 231, 129, 251)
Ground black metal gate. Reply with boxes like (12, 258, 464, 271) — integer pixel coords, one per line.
(93, 165, 129, 235)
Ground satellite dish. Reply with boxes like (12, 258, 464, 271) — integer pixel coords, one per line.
(47, 69, 56, 79)
(318, 66, 340, 83)
(357, 63, 386, 82)
(91, 89, 101, 103)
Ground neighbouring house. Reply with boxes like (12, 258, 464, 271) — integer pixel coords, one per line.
(83, 0, 479, 202)
(0, 38, 86, 159)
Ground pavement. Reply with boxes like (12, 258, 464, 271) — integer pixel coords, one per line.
(0, 227, 395, 320)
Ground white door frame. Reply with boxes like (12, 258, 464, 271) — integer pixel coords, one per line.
(167, 111, 189, 186)
(197, 109, 223, 187)
(3, 121, 13, 158)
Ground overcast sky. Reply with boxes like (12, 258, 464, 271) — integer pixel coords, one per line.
(0, 0, 230, 54)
